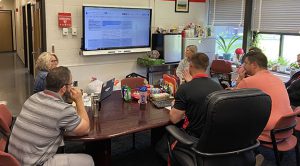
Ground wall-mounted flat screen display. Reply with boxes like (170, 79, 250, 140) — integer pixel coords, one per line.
(83, 6, 152, 53)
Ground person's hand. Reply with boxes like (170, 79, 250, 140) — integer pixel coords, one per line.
(183, 69, 192, 82)
(237, 68, 246, 83)
(226, 87, 237, 90)
(70, 88, 83, 103)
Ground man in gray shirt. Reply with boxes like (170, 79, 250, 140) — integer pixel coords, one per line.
(9, 66, 94, 166)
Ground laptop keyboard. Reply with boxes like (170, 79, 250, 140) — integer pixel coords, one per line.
(151, 100, 173, 108)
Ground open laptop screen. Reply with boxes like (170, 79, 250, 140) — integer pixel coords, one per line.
(99, 78, 115, 101)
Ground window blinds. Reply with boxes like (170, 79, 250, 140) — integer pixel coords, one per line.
(252, 0, 300, 34)
(208, 0, 245, 26)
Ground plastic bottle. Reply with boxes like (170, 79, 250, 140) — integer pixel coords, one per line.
(91, 94, 99, 117)
(139, 86, 147, 110)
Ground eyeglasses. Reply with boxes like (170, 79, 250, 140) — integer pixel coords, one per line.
(65, 81, 78, 87)
(65, 82, 73, 86)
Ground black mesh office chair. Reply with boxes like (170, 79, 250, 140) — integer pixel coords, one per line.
(166, 89, 271, 166)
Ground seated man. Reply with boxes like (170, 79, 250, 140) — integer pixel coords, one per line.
(171, 53, 223, 136)
(286, 53, 300, 107)
(286, 54, 300, 87)
(287, 79, 300, 107)
(236, 51, 293, 142)
(8, 66, 94, 166)
(156, 53, 222, 161)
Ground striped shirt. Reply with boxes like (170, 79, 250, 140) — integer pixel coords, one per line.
(8, 90, 81, 166)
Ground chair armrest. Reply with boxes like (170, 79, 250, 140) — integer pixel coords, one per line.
(165, 125, 198, 146)
(191, 140, 260, 157)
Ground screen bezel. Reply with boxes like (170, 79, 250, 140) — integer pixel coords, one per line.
(82, 5, 152, 51)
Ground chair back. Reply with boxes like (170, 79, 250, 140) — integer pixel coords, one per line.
(0, 151, 20, 166)
(163, 74, 179, 96)
(196, 89, 271, 153)
(0, 104, 12, 151)
(210, 60, 232, 88)
(121, 77, 146, 89)
(210, 60, 232, 74)
(0, 105, 20, 166)
(272, 108, 300, 140)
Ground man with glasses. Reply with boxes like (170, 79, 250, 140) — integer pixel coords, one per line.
(9, 66, 94, 166)
(236, 51, 292, 142)
(285, 53, 300, 107)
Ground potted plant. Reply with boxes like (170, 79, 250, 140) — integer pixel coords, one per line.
(268, 60, 277, 71)
(290, 62, 300, 76)
(277, 57, 289, 72)
(216, 35, 242, 60)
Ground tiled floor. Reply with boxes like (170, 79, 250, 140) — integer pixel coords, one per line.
(0, 52, 298, 166)
(0, 52, 33, 116)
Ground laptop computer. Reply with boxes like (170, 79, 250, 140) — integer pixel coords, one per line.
(99, 78, 115, 101)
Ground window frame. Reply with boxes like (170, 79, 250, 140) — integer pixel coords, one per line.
(254, 31, 300, 61)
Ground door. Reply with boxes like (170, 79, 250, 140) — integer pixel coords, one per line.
(32, 1, 42, 76)
(0, 10, 13, 52)
(22, 6, 28, 67)
(27, 4, 34, 75)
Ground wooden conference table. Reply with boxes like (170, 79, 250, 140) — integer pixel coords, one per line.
(65, 91, 170, 166)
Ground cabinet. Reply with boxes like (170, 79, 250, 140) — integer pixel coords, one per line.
(183, 37, 216, 64)
(152, 33, 182, 64)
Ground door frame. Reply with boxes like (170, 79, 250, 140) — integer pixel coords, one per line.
(22, 6, 28, 67)
(0, 10, 14, 52)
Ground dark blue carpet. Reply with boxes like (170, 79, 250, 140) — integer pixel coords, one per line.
(65, 130, 299, 166)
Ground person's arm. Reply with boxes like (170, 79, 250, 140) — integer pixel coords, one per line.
(169, 86, 186, 124)
(182, 69, 192, 82)
(70, 88, 90, 136)
(236, 67, 246, 86)
(176, 60, 185, 80)
(169, 108, 185, 124)
(236, 78, 248, 89)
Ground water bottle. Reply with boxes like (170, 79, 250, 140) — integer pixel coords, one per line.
(91, 94, 99, 117)
(139, 86, 147, 110)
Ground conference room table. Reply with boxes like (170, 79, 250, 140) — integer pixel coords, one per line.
(65, 91, 171, 166)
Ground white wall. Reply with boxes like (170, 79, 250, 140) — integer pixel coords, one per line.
(0, 0, 15, 10)
(14, 0, 30, 63)
(45, 0, 207, 89)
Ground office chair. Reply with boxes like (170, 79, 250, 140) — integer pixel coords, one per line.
(0, 104, 20, 166)
(121, 77, 147, 149)
(210, 59, 232, 88)
(166, 89, 271, 166)
(260, 108, 300, 166)
(294, 107, 300, 132)
(162, 74, 179, 96)
(121, 77, 146, 91)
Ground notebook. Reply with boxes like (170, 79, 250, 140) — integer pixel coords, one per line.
(99, 78, 115, 101)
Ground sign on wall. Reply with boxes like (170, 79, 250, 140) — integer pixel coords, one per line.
(58, 12, 72, 28)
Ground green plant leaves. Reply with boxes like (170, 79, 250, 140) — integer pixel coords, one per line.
(217, 35, 242, 54)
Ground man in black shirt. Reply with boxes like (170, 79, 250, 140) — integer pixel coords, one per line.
(170, 52, 223, 137)
(156, 52, 222, 161)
